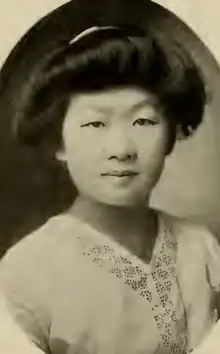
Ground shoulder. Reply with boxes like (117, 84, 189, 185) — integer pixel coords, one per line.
(159, 210, 217, 249)
(2, 212, 79, 260)
(0, 213, 83, 290)
(160, 211, 220, 284)
(0, 213, 88, 349)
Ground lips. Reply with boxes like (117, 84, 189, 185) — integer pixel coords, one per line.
(101, 171, 139, 177)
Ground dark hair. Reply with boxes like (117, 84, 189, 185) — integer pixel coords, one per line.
(13, 26, 206, 154)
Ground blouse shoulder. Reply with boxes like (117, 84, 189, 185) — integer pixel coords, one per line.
(0, 213, 85, 351)
(160, 211, 220, 289)
(160, 211, 216, 248)
(2, 213, 78, 257)
(0, 213, 84, 287)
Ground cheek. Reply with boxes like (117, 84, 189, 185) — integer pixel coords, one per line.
(63, 131, 104, 180)
(137, 127, 169, 162)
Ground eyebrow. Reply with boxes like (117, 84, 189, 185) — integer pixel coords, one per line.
(91, 107, 113, 115)
(130, 98, 160, 113)
(81, 97, 160, 117)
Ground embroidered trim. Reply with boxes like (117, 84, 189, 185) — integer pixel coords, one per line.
(76, 220, 187, 353)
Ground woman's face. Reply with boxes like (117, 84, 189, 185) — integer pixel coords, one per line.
(58, 87, 170, 207)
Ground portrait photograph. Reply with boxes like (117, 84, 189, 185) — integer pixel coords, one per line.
(0, 1, 220, 353)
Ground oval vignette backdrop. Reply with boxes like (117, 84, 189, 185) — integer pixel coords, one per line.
(0, 0, 219, 255)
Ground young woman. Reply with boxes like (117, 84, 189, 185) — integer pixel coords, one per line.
(0, 25, 219, 354)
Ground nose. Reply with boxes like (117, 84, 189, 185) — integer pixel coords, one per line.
(105, 127, 137, 162)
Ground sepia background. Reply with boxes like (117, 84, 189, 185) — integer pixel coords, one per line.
(0, 0, 220, 255)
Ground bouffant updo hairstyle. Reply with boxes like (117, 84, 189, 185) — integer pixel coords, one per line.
(13, 25, 206, 155)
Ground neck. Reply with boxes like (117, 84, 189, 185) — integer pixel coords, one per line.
(70, 195, 158, 258)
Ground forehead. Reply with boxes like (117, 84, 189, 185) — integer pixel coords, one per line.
(68, 87, 158, 111)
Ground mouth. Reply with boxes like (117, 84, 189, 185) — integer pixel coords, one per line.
(101, 171, 139, 177)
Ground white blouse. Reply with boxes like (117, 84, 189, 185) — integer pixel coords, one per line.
(0, 211, 219, 354)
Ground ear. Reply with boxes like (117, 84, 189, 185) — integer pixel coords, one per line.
(55, 148, 66, 162)
(165, 125, 176, 155)
(175, 125, 186, 142)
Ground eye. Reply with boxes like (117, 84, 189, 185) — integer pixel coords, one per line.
(133, 118, 158, 126)
(80, 121, 105, 128)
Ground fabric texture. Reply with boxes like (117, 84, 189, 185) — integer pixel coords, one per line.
(0, 211, 219, 354)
